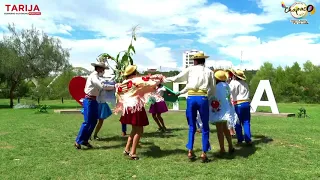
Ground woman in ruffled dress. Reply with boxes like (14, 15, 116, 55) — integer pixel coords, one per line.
(149, 84, 168, 132)
(209, 70, 237, 155)
(92, 82, 113, 140)
(226, 69, 237, 137)
(114, 65, 164, 160)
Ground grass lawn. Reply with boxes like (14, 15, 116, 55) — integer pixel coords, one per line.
(0, 99, 320, 179)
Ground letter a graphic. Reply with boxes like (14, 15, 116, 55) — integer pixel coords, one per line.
(250, 80, 279, 114)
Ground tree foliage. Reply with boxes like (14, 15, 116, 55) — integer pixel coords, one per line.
(0, 24, 70, 107)
(249, 61, 320, 103)
(46, 68, 76, 100)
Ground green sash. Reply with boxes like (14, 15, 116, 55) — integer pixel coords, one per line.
(162, 86, 179, 102)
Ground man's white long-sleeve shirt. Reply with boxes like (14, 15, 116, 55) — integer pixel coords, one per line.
(84, 71, 114, 97)
(229, 79, 250, 101)
(164, 65, 215, 98)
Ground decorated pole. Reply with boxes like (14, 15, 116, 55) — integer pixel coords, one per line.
(68, 26, 139, 106)
(96, 25, 139, 83)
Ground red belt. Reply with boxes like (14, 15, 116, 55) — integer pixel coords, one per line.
(85, 95, 96, 100)
(233, 99, 249, 105)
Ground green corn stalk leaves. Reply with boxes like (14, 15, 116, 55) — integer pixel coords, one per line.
(97, 25, 139, 83)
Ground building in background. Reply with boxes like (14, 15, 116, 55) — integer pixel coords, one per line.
(146, 68, 157, 72)
(182, 49, 203, 69)
(206, 60, 234, 70)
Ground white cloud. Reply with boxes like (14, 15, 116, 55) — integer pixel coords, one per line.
(219, 33, 320, 69)
(1, 0, 320, 71)
(58, 36, 177, 71)
(1, 0, 303, 38)
(205, 60, 259, 71)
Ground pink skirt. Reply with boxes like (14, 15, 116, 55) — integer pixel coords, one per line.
(149, 101, 168, 114)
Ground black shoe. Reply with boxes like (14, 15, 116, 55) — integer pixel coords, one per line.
(74, 143, 81, 150)
(200, 155, 211, 163)
(188, 153, 196, 162)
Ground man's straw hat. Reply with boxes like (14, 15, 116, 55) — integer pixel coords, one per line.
(190, 52, 209, 60)
(233, 70, 246, 80)
(91, 62, 108, 69)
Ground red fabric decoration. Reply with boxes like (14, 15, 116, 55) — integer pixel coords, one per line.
(142, 76, 150, 81)
(68, 76, 86, 106)
(118, 86, 123, 92)
(127, 80, 133, 88)
(211, 100, 220, 109)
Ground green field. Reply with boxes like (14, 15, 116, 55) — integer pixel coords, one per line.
(0, 99, 320, 179)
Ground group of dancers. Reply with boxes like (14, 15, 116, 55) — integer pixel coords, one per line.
(74, 52, 252, 162)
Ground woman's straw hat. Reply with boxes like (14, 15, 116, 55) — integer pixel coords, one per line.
(123, 65, 137, 76)
(213, 68, 223, 73)
(226, 69, 235, 79)
(214, 70, 227, 81)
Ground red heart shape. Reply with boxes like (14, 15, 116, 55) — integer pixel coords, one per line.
(69, 76, 86, 106)
(211, 100, 220, 109)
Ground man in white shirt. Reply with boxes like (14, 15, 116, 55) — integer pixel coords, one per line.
(164, 52, 215, 162)
(74, 62, 115, 149)
(229, 70, 252, 145)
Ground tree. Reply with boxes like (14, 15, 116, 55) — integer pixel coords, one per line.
(0, 43, 7, 83)
(249, 62, 275, 100)
(301, 61, 320, 102)
(29, 75, 54, 100)
(272, 66, 287, 101)
(72, 67, 91, 76)
(0, 24, 70, 107)
(47, 68, 76, 99)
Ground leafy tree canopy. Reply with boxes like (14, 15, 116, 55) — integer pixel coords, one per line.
(0, 23, 70, 107)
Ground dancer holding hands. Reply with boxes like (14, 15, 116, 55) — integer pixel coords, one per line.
(92, 79, 114, 140)
(114, 65, 165, 160)
(149, 84, 168, 132)
(164, 52, 215, 162)
(229, 70, 252, 145)
(74, 62, 114, 149)
(209, 70, 237, 155)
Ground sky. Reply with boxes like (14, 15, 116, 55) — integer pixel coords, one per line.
(0, 0, 320, 71)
